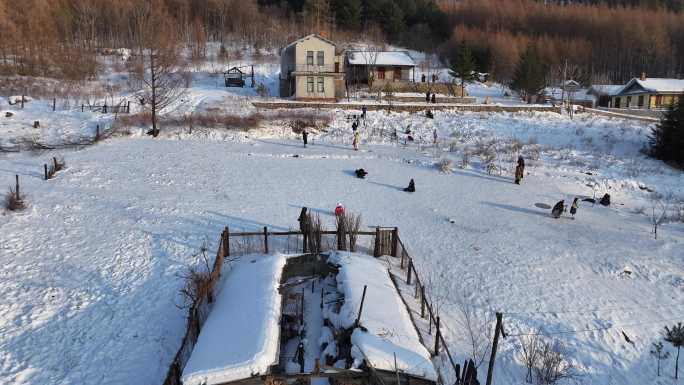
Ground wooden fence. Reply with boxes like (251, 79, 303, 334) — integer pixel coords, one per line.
(161, 225, 465, 385)
(81, 100, 131, 114)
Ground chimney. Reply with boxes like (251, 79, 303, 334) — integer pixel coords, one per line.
(640, 72, 647, 81)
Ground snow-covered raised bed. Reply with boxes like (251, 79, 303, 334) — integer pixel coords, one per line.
(182, 254, 287, 385)
(328, 252, 437, 382)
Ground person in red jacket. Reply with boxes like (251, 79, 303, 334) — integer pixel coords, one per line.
(335, 202, 345, 217)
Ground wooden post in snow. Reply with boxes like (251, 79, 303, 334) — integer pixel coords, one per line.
(95, 125, 100, 141)
(434, 316, 441, 355)
(52, 98, 56, 111)
(420, 285, 426, 318)
(485, 312, 503, 385)
(406, 258, 413, 285)
(263, 226, 269, 254)
(15, 175, 19, 198)
(355, 285, 367, 327)
(373, 226, 380, 257)
(44, 164, 48, 180)
(394, 353, 400, 385)
(391, 227, 398, 257)
(225, 226, 230, 257)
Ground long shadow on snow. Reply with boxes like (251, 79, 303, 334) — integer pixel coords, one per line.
(481, 201, 550, 218)
(451, 168, 514, 185)
(366, 180, 406, 192)
(204, 211, 290, 232)
(287, 204, 333, 218)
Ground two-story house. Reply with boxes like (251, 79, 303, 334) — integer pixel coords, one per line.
(279, 34, 345, 100)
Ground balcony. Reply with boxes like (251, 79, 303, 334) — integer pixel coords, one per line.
(290, 64, 338, 75)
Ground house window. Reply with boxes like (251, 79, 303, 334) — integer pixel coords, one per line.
(655, 95, 663, 107)
(317, 51, 324, 66)
(307, 51, 314, 66)
(307, 77, 314, 93)
(638, 95, 644, 108)
(615, 97, 621, 108)
(377, 67, 386, 80)
(317, 77, 324, 93)
(626, 96, 632, 107)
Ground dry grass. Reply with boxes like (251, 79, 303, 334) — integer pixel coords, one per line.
(5, 187, 26, 211)
(436, 158, 454, 173)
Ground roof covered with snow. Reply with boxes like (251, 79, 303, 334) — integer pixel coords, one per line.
(616, 78, 684, 95)
(182, 255, 287, 385)
(588, 84, 624, 96)
(544, 87, 595, 102)
(284, 34, 336, 50)
(328, 252, 437, 381)
(347, 51, 415, 67)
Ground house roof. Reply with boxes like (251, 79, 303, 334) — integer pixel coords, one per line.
(615, 78, 684, 96)
(588, 84, 623, 96)
(347, 51, 415, 67)
(544, 87, 595, 102)
(283, 34, 336, 50)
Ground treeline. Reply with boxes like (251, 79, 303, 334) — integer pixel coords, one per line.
(0, 0, 319, 79)
(439, 0, 684, 83)
(545, 0, 684, 11)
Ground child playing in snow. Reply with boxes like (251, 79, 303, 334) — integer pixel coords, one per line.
(335, 203, 345, 217)
(353, 131, 360, 151)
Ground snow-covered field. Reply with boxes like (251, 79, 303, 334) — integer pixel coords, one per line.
(1, 55, 683, 385)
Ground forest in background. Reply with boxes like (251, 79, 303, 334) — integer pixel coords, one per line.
(0, 0, 683, 85)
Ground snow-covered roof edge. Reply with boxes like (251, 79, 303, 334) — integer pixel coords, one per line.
(283, 34, 337, 50)
(347, 51, 416, 67)
(615, 77, 684, 96)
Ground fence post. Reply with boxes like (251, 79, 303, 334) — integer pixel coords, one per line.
(263, 226, 269, 254)
(44, 164, 48, 180)
(355, 285, 368, 327)
(407, 258, 413, 285)
(400, 250, 405, 269)
(52, 98, 56, 111)
(95, 125, 100, 141)
(421, 285, 426, 318)
(225, 226, 230, 257)
(53, 157, 57, 171)
(21, 95, 24, 109)
(434, 317, 440, 355)
(127, 101, 131, 113)
(428, 310, 432, 334)
(485, 312, 503, 385)
(391, 227, 398, 257)
(15, 175, 19, 198)
(82, 104, 84, 112)
(373, 226, 380, 257)
(103, 103, 107, 114)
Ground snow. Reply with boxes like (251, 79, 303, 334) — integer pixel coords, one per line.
(1, 47, 684, 385)
(329, 252, 437, 381)
(589, 85, 624, 97)
(545, 87, 595, 103)
(347, 51, 415, 67)
(619, 77, 684, 94)
(182, 254, 287, 385)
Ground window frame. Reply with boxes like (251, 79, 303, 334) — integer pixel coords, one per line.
(307, 77, 314, 93)
(306, 51, 314, 66)
(317, 51, 324, 66)
(317, 77, 325, 93)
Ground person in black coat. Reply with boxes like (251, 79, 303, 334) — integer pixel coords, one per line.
(431, 94, 436, 104)
(355, 168, 368, 178)
(361, 106, 367, 119)
(551, 200, 564, 218)
(302, 130, 308, 148)
(425, 91, 430, 103)
(600, 193, 611, 206)
(403, 179, 416, 192)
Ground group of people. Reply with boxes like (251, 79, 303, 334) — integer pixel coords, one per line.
(552, 198, 580, 219)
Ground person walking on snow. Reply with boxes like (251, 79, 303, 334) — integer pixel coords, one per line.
(302, 130, 308, 148)
(361, 106, 367, 119)
(570, 198, 579, 218)
(514, 163, 523, 185)
(353, 130, 360, 151)
(551, 200, 565, 218)
(517, 156, 525, 178)
(335, 203, 345, 217)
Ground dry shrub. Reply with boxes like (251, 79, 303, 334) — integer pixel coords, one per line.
(436, 158, 454, 173)
(306, 213, 324, 254)
(177, 241, 212, 309)
(336, 212, 362, 252)
(461, 150, 471, 169)
(46, 157, 66, 179)
(5, 187, 26, 211)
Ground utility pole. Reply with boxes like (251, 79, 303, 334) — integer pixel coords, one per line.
(485, 312, 504, 385)
(561, 59, 568, 114)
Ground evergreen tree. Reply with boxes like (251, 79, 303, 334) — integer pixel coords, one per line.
(448, 41, 477, 98)
(331, 0, 361, 30)
(650, 341, 670, 377)
(664, 323, 684, 379)
(510, 46, 546, 103)
(650, 96, 684, 165)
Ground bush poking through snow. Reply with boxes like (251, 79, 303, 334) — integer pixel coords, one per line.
(5, 186, 26, 211)
(534, 340, 579, 384)
(461, 150, 471, 169)
(336, 212, 362, 252)
(306, 213, 324, 254)
(177, 241, 212, 310)
(436, 158, 453, 173)
(46, 157, 66, 179)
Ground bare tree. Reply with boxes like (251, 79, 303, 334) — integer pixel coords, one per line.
(520, 332, 542, 383)
(650, 194, 667, 240)
(455, 292, 495, 369)
(132, 0, 187, 137)
(650, 341, 670, 377)
(534, 339, 578, 385)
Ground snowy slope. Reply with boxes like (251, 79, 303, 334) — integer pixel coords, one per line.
(1, 64, 683, 385)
